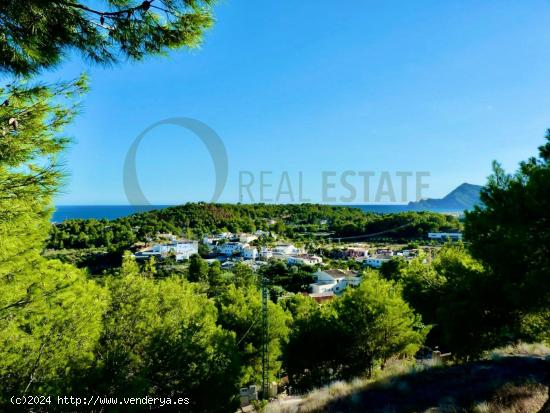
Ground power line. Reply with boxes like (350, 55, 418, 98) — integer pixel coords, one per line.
(328, 222, 415, 241)
(236, 313, 260, 347)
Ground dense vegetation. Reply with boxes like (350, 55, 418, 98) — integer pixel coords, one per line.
(47, 204, 460, 251)
(1, 1, 549, 410)
(2, 85, 549, 409)
(284, 274, 427, 390)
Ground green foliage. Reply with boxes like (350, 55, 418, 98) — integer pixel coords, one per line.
(285, 273, 428, 390)
(233, 262, 257, 288)
(0, 260, 107, 399)
(89, 258, 240, 412)
(465, 131, 550, 313)
(0, 5, 251, 409)
(43, 247, 122, 274)
(379, 256, 408, 281)
(0, 0, 215, 75)
(207, 260, 225, 291)
(405, 131, 550, 357)
(215, 284, 291, 386)
(188, 253, 208, 283)
(334, 273, 428, 377)
(143, 255, 157, 276)
(284, 301, 341, 390)
(49, 219, 137, 250)
(519, 310, 550, 344)
(0, 78, 108, 402)
(47, 204, 462, 254)
(280, 293, 319, 323)
(259, 260, 315, 293)
(396, 243, 543, 360)
(398, 252, 445, 327)
(332, 210, 460, 240)
(396, 244, 507, 358)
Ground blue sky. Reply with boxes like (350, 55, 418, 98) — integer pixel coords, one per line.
(51, 0, 550, 205)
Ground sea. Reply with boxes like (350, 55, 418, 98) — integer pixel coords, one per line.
(52, 205, 462, 222)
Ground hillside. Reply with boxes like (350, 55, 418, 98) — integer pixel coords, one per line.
(47, 203, 461, 251)
(408, 183, 483, 211)
(270, 348, 550, 413)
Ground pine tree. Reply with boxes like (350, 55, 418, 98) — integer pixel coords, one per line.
(0, 77, 108, 401)
(215, 284, 291, 386)
(0, 0, 216, 75)
(93, 264, 240, 412)
(188, 253, 208, 282)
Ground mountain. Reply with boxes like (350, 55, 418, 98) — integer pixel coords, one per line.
(408, 182, 483, 211)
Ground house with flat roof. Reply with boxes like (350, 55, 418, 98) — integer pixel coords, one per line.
(134, 240, 198, 262)
(364, 256, 392, 268)
(218, 242, 244, 256)
(272, 243, 302, 256)
(287, 254, 322, 266)
(428, 232, 463, 241)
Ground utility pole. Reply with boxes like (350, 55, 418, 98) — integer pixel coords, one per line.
(261, 275, 269, 400)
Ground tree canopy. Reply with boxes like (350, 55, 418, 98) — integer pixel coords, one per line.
(0, 0, 215, 75)
(285, 273, 428, 390)
(465, 132, 550, 312)
(0, 77, 109, 402)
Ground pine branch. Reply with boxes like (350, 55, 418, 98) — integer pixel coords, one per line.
(62, 0, 156, 18)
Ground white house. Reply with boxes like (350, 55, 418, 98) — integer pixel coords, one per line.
(287, 254, 323, 266)
(203, 233, 234, 246)
(272, 243, 302, 256)
(135, 240, 198, 262)
(309, 269, 361, 295)
(365, 256, 391, 268)
(218, 242, 244, 256)
(243, 246, 258, 260)
(259, 247, 273, 260)
(397, 249, 419, 257)
(202, 235, 218, 245)
(428, 232, 463, 241)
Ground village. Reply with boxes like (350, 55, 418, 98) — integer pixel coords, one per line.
(132, 229, 463, 303)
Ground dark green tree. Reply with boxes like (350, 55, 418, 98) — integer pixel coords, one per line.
(465, 132, 550, 313)
(207, 260, 225, 293)
(0, 0, 223, 406)
(285, 273, 428, 390)
(188, 253, 208, 283)
(379, 256, 408, 281)
(91, 255, 240, 412)
(0, 78, 108, 402)
(334, 273, 428, 378)
(284, 300, 342, 390)
(215, 284, 291, 386)
(233, 262, 257, 288)
(0, 0, 215, 75)
(461, 131, 550, 351)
